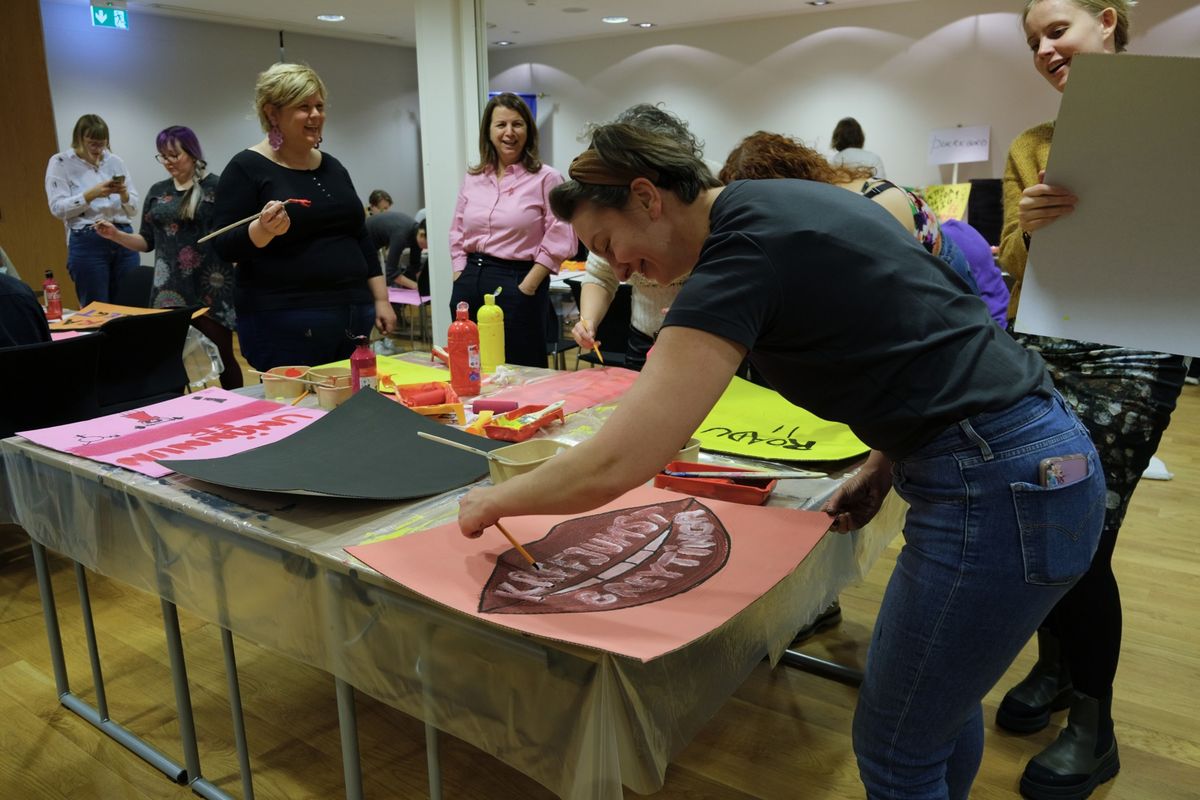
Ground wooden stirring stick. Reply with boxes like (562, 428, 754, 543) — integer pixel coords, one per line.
(416, 430, 493, 458)
(494, 521, 540, 571)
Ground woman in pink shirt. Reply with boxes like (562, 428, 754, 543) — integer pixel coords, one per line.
(449, 93, 577, 367)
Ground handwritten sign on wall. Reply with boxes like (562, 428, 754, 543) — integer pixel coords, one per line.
(927, 125, 990, 166)
(693, 377, 867, 462)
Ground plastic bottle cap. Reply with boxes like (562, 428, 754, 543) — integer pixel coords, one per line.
(456, 300, 469, 318)
(484, 294, 495, 305)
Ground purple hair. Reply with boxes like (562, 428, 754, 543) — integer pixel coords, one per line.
(156, 125, 203, 163)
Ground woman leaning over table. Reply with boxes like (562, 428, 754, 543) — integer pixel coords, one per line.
(449, 92, 577, 368)
(457, 123, 1106, 800)
(210, 62, 395, 372)
(44, 114, 140, 306)
(96, 126, 241, 389)
(995, 3, 1186, 798)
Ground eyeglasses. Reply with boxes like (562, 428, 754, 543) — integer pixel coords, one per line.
(155, 152, 186, 164)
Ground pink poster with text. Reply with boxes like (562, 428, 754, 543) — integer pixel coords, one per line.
(17, 388, 324, 478)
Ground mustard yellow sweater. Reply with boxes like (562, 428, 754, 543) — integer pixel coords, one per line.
(998, 121, 1055, 321)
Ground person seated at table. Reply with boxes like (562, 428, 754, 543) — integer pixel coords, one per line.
(571, 103, 707, 370)
(721, 130, 980, 294)
(457, 123, 1105, 800)
(394, 218, 429, 296)
(830, 116, 886, 179)
(449, 92, 577, 367)
(0, 271, 52, 348)
(366, 189, 393, 215)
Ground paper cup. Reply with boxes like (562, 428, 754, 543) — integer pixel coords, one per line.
(488, 439, 573, 484)
(262, 365, 310, 400)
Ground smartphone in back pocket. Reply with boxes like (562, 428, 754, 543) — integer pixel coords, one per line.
(1040, 454, 1089, 487)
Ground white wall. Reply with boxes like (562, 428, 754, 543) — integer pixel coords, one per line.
(39, 1, 423, 235)
(489, 0, 1200, 187)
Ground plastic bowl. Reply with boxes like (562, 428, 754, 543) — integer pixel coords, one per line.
(674, 437, 701, 464)
(315, 383, 354, 410)
(307, 366, 352, 389)
(488, 438, 574, 484)
(261, 365, 310, 401)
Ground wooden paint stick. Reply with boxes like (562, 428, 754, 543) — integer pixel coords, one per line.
(494, 520, 540, 571)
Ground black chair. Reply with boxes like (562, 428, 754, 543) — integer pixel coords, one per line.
(565, 278, 632, 368)
(96, 307, 192, 414)
(544, 297, 579, 370)
(111, 264, 155, 307)
(0, 334, 104, 438)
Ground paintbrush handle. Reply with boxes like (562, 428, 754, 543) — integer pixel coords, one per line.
(248, 369, 324, 386)
(197, 212, 259, 244)
(515, 400, 565, 425)
(663, 469, 825, 479)
(495, 521, 539, 570)
(416, 430, 491, 458)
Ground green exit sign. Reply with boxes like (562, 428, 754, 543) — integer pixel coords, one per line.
(90, 2, 129, 30)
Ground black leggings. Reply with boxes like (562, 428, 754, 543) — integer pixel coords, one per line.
(1016, 334, 1185, 698)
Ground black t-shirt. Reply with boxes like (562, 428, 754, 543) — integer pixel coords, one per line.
(211, 150, 375, 313)
(0, 272, 52, 348)
(664, 180, 1052, 458)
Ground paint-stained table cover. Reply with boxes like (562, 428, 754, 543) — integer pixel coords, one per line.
(162, 389, 509, 499)
(694, 377, 868, 462)
(17, 388, 322, 478)
(483, 366, 639, 416)
(318, 354, 450, 386)
(346, 485, 831, 661)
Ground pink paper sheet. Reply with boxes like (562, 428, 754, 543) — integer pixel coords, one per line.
(387, 287, 431, 306)
(484, 366, 639, 416)
(17, 387, 324, 478)
(346, 485, 830, 662)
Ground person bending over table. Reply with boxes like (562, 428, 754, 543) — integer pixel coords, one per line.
(457, 123, 1106, 800)
(44, 114, 140, 306)
(995, 2, 1187, 797)
(211, 62, 395, 371)
(449, 93, 576, 367)
(96, 125, 241, 389)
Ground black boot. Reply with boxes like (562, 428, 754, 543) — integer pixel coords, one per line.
(1019, 692, 1120, 799)
(997, 628, 1074, 733)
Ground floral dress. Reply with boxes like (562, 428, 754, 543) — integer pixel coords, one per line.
(140, 173, 236, 330)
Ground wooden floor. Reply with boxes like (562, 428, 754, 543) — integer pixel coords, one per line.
(1, 339, 1197, 799)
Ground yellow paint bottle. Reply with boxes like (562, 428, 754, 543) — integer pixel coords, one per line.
(478, 288, 505, 374)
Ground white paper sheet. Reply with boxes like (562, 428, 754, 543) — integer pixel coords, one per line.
(1013, 54, 1200, 356)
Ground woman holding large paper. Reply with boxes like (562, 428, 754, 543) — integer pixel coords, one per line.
(996, 3, 1187, 797)
(458, 122, 1106, 800)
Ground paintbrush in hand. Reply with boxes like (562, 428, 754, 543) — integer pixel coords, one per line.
(198, 197, 311, 244)
(494, 521, 541, 571)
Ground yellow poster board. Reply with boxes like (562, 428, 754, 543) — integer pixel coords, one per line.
(693, 377, 868, 462)
(921, 183, 972, 223)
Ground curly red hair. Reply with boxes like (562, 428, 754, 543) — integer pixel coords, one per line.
(719, 130, 874, 186)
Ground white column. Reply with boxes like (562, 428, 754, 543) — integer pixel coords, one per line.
(415, 0, 487, 345)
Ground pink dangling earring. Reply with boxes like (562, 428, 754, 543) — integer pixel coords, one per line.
(268, 125, 283, 151)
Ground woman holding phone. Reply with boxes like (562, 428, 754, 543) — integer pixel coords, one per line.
(45, 114, 140, 305)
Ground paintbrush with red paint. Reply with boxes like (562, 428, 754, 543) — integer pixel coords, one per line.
(197, 198, 311, 243)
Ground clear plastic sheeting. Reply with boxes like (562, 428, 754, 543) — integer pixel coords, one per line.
(0, 369, 906, 800)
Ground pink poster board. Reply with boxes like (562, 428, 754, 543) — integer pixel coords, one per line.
(484, 366, 639, 416)
(387, 287, 431, 306)
(346, 485, 830, 662)
(17, 388, 324, 478)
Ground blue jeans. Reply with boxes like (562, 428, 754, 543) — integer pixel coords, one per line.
(237, 303, 375, 372)
(853, 391, 1105, 799)
(67, 224, 140, 305)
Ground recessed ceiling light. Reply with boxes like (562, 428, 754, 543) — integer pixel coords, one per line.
(602, 16, 630, 24)
(632, 21, 656, 28)
(316, 14, 345, 22)
(495, 40, 514, 46)
(807, 1, 832, 6)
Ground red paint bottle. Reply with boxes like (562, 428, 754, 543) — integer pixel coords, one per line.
(447, 301, 481, 397)
(350, 336, 377, 393)
(43, 270, 63, 321)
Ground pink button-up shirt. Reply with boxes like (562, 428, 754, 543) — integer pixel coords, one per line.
(449, 162, 577, 274)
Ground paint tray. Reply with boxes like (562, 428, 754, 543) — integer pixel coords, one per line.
(654, 461, 776, 505)
(393, 382, 465, 423)
(482, 404, 566, 443)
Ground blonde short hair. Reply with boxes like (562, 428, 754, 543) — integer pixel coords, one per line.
(254, 63, 327, 132)
(1023, 0, 1137, 52)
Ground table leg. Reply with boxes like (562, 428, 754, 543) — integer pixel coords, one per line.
(335, 677, 365, 800)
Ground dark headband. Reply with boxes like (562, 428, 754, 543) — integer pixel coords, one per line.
(568, 148, 660, 186)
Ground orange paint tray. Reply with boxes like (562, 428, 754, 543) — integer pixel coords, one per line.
(654, 460, 777, 505)
(392, 381, 465, 423)
(482, 404, 566, 442)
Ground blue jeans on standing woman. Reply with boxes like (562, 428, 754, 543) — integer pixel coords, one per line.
(853, 390, 1105, 799)
(67, 224, 140, 305)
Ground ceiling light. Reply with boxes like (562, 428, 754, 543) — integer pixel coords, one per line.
(602, 16, 629, 24)
(807, 1, 832, 6)
(495, 40, 514, 46)
(632, 22, 656, 28)
(316, 14, 345, 22)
